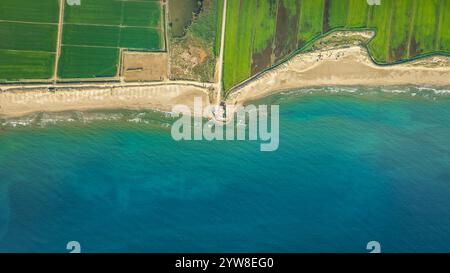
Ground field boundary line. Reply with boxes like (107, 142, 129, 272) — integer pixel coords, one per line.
(116, 0, 160, 3)
(434, 0, 445, 51)
(0, 48, 56, 55)
(164, 0, 170, 80)
(61, 44, 119, 49)
(0, 20, 58, 25)
(406, 0, 418, 58)
(64, 22, 159, 29)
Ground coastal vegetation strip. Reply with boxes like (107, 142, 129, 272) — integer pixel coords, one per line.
(0, 0, 60, 23)
(0, 0, 60, 81)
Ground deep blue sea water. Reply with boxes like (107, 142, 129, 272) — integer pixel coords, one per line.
(0, 87, 450, 253)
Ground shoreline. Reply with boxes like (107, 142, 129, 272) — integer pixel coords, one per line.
(2, 43, 450, 118)
(0, 83, 211, 118)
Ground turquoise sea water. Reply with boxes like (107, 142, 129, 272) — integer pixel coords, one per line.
(0, 87, 450, 253)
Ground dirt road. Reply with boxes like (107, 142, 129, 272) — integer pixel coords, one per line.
(53, 0, 65, 81)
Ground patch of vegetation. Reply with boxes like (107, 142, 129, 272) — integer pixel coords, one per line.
(0, 0, 59, 80)
(0, 0, 59, 23)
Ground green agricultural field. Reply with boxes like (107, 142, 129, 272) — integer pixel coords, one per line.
(326, 0, 349, 29)
(298, 0, 324, 45)
(439, 0, 450, 52)
(223, 0, 450, 92)
(64, 0, 123, 25)
(411, 0, 441, 55)
(252, 0, 277, 53)
(389, 0, 414, 60)
(346, 0, 369, 27)
(58, 46, 119, 79)
(122, 1, 161, 27)
(367, 0, 393, 62)
(119, 27, 161, 50)
(59, 0, 163, 79)
(0, 0, 59, 23)
(0, 0, 59, 81)
(0, 22, 58, 52)
(62, 25, 120, 48)
(0, 0, 163, 81)
(251, 0, 278, 75)
(0, 50, 55, 80)
(273, 0, 300, 60)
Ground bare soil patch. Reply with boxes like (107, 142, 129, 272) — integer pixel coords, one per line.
(121, 51, 168, 82)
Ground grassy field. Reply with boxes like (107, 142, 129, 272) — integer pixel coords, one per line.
(346, 0, 369, 27)
(0, 0, 59, 81)
(223, 0, 450, 92)
(59, 0, 163, 79)
(2, 0, 449, 83)
(223, 0, 255, 91)
(0, 0, 163, 81)
(58, 46, 119, 79)
(439, 0, 450, 52)
(64, 0, 123, 25)
(62, 25, 120, 47)
(119, 27, 161, 49)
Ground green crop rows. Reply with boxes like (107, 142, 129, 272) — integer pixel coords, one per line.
(223, 0, 450, 92)
(0, 0, 163, 81)
(0, 0, 59, 81)
(59, 0, 163, 79)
